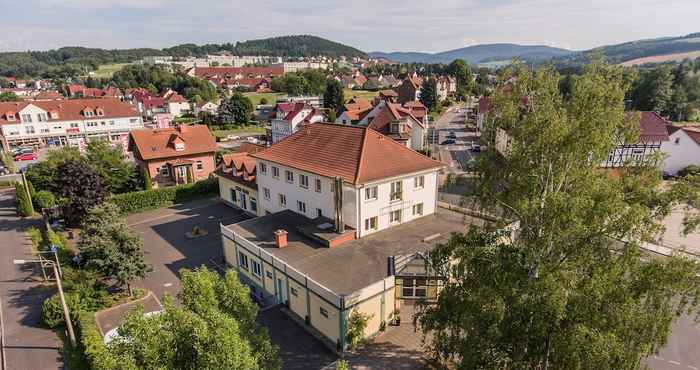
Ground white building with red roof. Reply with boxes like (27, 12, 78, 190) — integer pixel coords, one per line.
(270, 102, 324, 143)
(602, 111, 671, 168)
(661, 125, 700, 176)
(0, 98, 142, 150)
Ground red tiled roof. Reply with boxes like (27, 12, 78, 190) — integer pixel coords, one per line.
(632, 111, 670, 142)
(251, 123, 443, 184)
(129, 125, 217, 161)
(32, 90, 64, 100)
(0, 98, 138, 125)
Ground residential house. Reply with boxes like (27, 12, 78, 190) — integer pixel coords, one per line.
(476, 96, 490, 132)
(603, 112, 670, 168)
(270, 102, 324, 143)
(395, 77, 422, 104)
(128, 125, 217, 188)
(195, 101, 219, 115)
(220, 123, 458, 350)
(661, 125, 700, 176)
(161, 90, 191, 117)
(336, 97, 372, 125)
(217, 152, 263, 217)
(0, 98, 142, 149)
(365, 102, 427, 151)
(374, 90, 398, 105)
(436, 76, 457, 101)
(31, 90, 64, 101)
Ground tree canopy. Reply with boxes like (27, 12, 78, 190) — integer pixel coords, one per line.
(55, 159, 107, 226)
(323, 79, 344, 113)
(217, 93, 254, 125)
(416, 63, 700, 369)
(419, 77, 439, 112)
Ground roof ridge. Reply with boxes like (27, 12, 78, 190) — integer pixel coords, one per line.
(354, 126, 370, 184)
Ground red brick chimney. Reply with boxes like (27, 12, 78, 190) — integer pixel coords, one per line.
(274, 230, 288, 248)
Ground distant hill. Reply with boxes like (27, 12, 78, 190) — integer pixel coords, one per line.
(232, 35, 366, 59)
(369, 44, 574, 65)
(554, 32, 700, 66)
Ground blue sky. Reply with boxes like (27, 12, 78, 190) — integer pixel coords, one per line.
(1, 0, 699, 52)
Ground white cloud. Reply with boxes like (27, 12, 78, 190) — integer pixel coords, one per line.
(0, 0, 698, 53)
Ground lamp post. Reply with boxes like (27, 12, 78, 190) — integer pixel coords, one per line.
(13, 259, 76, 347)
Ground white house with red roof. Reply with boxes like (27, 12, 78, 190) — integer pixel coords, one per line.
(602, 111, 671, 168)
(661, 125, 700, 176)
(270, 102, 324, 143)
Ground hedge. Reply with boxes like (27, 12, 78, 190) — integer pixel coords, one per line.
(76, 311, 117, 370)
(15, 182, 33, 217)
(33, 190, 56, 210)
(110, 177, 219, 215)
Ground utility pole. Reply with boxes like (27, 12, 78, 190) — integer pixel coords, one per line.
(52, 262, 76, 347)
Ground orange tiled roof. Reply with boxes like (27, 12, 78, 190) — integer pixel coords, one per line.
(0, 98, 138, 125)
(129, 125, 217, 161)
(251, 123, 443, 184)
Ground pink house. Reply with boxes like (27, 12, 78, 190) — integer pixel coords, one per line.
(128, 125, 218, 188)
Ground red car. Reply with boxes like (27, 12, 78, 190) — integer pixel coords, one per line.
(14, 152, 38, 161)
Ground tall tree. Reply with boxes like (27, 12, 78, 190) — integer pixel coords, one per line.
(217, 93, 253, 125)
(25, 146, 82, 192)
(630, 65, 675, 115)
(55, 159, 106, 226)
(78, 203, 151, 295)
(420, 77, 439, 112)
(447, 59, 475, 99)
(323, 79, 344, 113)
(85, 140, 137, 194)
(416, 63, 700, 369)
(0, 91, 21, 102)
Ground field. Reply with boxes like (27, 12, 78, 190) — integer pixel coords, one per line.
(88, 63, 130, 78)
(243, 92, 285, 106)
(620, 51, 700, 66)
(212, 125, 266, 139)
(344, 89, 378, 102)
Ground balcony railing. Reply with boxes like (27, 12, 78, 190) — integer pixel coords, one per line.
(390, 191, 403, 201)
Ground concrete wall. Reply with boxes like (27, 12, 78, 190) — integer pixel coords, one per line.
(309, 292, 341, 344)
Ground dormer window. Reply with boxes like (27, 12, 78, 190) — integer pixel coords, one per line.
(50, 110, 59, 119)
(5, 112, 15, 121)
(96, 108, 105, 117)
(83, 109, 94, 117)
(390, 121, 405, 134)
(174, 142, 185, 151)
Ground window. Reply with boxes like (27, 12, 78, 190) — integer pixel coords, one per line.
(285, 170, 294, 183)
(365, 186, 378, 200)
(320, 307, 329, 318)
(390, 181, 403, 201)
(160, 167, 170, 176)
(70, 123, 79, 128)
(259, 163, 267, 174)
(100, 121, 106, 126)
(109, 120, 115, 126)
(390, 210, 402, 223)
(130, 118, 138, 124)
(316, 208, 323, 218)
(278, 194, 287, 207)
(21, 114, 32, 123)
(263, 187, 271, 200)
(266, 271, 273, 279)
(84, 111, 93, 117)
(290, 287, 298, 297)
(402, 277, 427, 298)
(299, 174, 309, 189)
(238, 252, 249, 270)
(25, 126, 35, 134)
(196, 160, 203, 171)
(414, 175, 425, 189)
(230, 189, 238, 203)
(40, 128, 49, 133)
(297, 200, 306, 213)
(251, 260, 262, 277)
(315, 178, 322, 193)
(412, 203, 424, 216)
(37, 113, 47, 122)
(272, 166, 279, 178)
(364, 216, 378, 231)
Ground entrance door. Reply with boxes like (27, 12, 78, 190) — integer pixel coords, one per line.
(276, 278, 286, 304)
(240, 193, 248, 210)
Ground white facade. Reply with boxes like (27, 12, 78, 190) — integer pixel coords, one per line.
(661, 128, 700, 175)
(0, 103, 143, 148)
(167, 101, 191, 117)
(256, 160, 439, 238)
(270, 107, 323, 143)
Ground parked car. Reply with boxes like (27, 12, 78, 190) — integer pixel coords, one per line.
(441, 139, 456, 145)
(471, 144, 481, 152)
(12, 147, 33, 156)
(447, 132, 457, 139)
(226, 135, 240, 141)
(14, 152, 38, 161)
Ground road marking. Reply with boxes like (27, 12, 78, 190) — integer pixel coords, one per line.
(669, 360, 681, 365)
(687, 365, 698, 370)
(163, 283, 173, 288)
(0, 294, 7, 370)
(655, 356, 665, 360)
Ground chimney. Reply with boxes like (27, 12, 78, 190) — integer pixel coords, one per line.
(274, 230, 288, 248)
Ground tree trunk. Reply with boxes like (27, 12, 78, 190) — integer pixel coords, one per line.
(128, 282, 133, 298)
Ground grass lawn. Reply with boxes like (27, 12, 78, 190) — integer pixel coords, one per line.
(243, 92, 285, 106)
(89, 63, 130, 78)
(344, 89, 378, 102)
(212, 125, 266, 138)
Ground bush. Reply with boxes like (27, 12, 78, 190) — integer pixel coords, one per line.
(346, 310, 372, 350)
(15, 182, 33, 217)
(110, 177, 219, 215)
(42, 268, 111, 328)
(77, 311, 117, 370)
(42, 292, 82, 328)
(678, 165, 700, 178)
(336, 360, 350, 370)
(33, 190, 56, 210)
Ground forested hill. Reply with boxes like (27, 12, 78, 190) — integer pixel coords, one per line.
(0, 35, 366, 78)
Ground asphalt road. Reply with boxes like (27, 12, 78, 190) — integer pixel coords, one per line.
(0, 188, 62, 370)
(432, 103, 481, 176)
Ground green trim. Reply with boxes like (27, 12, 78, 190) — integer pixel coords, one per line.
(305, 277, 311, 317)
(339, 308, 348, 351)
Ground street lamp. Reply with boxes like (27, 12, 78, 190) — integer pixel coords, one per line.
(13, 258, 76, 347)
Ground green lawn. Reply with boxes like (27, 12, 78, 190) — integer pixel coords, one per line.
(243, 92, 285, 106)
(344, 89, 378, 102)
(212, 126, 266, 139)
(89, 63, 130, 78)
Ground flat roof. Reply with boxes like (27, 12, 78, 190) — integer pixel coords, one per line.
(227, 208, 487, 295)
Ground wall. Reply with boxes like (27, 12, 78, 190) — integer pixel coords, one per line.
(142, 153, 216, 183)
(309, 292, 341, 344)
(217, 175, 261, 216)
(357, 170, 438, 238)
(662, 130, 700, 175)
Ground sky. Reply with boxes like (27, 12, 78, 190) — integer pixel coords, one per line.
(1, 0, 700, 53)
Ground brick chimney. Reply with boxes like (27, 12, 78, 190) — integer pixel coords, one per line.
(274, 230, 288, 248)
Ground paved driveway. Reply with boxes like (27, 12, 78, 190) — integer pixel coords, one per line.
(0, 188, 62, 370)
(127, 198, 250, 300)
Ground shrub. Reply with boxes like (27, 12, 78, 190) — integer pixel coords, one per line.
(33, 190, 56, 210)
(15, 182, 33, 217)
(109, 177, 219, 215)
(41, 268, 111, 328)
(346, 310, 373, 350)
(678, 165, 700, 178)
(141, 167, 152, 191)
(77, 311, 118, 370)
(42, 292, 82, 328)
(336, 360, 350, 370)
